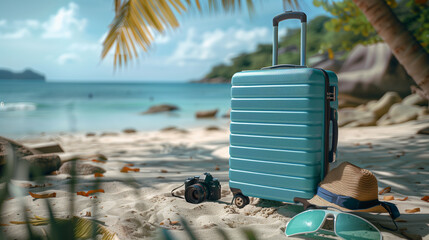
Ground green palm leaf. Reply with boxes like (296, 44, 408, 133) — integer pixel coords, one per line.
(10, 215, 117, 240)
(102, 0, 299, 69)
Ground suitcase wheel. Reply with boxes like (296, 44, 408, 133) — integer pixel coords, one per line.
(234, 194, 250, 208)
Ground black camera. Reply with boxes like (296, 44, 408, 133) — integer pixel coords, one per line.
(184, 172, 221, 204)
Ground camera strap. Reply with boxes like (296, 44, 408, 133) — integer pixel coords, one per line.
(171, 183, 185, 199)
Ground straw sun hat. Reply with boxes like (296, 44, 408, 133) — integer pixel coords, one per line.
(307, 162, 388, 213)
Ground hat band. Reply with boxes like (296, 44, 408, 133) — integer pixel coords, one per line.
(317, 187, 380, 210)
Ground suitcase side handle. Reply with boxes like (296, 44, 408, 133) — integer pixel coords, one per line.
(329, 109, 338, 163)
(272, 11, 307, 67)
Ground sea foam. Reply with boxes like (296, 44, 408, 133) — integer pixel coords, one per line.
(0, 102, 37, 111)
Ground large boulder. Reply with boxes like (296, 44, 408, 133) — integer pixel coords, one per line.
(366, 92, 401, 118)
(377, 103, 427, 125)
(141, 104, 178, 114)
(338, 43, 415, 98)
(338, 109, 377, 127)
(310, 52, 344, 73)
(402, 93, 428, 106)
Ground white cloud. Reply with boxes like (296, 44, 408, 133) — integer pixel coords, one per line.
(0, 19, 40, 39)
(0, 28, 30, 39)
(42, 2, 87, 39)
(147, 27, 170, 45)
(169, 27, 270, 66)
(57, 53, 79, 65)
(24, 20, 40, 29)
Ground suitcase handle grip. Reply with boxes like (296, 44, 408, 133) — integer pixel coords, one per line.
(329, 109, 338, 163)
(273, 11, 307, 26)
(272, 11, 307, 66)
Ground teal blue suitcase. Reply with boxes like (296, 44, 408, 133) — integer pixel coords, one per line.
(229, 11, 338, 208)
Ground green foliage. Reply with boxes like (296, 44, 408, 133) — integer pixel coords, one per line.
(313, 0, 429, 51)
(204, 15, 336, 80)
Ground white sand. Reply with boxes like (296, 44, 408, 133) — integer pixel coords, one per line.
(1, 120, 429, 239)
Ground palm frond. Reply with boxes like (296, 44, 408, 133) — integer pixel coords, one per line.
(102, 0, 300, 69)
(10, 216, 117, 240)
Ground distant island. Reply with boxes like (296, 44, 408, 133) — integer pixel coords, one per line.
(0, 68, 45, 81)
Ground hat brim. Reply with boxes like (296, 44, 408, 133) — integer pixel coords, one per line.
(308, 195, 387, 213)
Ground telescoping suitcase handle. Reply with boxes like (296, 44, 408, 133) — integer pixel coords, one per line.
(272, 11, 307, 66)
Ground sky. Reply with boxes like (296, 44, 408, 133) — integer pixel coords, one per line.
(0, 0, 328, 82)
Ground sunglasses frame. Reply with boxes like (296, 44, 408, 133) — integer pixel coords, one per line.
(285, 209, 383, 240)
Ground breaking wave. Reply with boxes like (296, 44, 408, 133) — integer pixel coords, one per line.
(0, 102, 37, 111)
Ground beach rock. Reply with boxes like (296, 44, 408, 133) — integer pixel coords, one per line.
(340, 110, 377, 127)
(206, 126, 220, 131)
(123, 128, 137, 134)
(338, 94, 370, 109)
(338, 43, 414, 98)
(196, 109, 218, 118)
(59, 161, 106, 175)
(377, 103, 424, 125)
(0, 136, 40, 156)
(367, 92, 401, 118)
(338, 109, 372, 127)
(101, 132, 119, 137)
(0, 136, 41, 171)
(141, 104, 178, 114)
(160, 126, 188, 134)
(402, 93, 428, 106)
(86, 132, 96, 137)
(417, 126, 429, 135)
(27, 142, 64, 154)
(22, 154, 61, 175)
(222, 109, 231, 118)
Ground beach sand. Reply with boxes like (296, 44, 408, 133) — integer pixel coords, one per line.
(1, 120, 428, 239)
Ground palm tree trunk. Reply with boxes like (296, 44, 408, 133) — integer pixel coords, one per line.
(352, 0, 429, 99)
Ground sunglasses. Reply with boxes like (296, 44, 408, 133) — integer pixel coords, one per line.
(285, 209, 382, 240)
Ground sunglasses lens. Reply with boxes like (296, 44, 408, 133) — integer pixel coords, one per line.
(336, 213, 381, 240)
(286, 210, 325, 236)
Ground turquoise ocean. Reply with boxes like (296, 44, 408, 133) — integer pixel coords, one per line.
(0, 80, 231, 138)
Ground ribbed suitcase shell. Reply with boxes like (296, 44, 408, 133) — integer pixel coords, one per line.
(229, 67, 338, 203)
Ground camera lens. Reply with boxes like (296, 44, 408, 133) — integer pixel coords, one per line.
(185, 184, 207, 204)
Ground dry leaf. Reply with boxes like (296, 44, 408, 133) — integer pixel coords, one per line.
(120, 166, 139, 173)
(29, 192, 56, 199)
(397, 197, 408, 201)
(382, 195, 394, 201)
(160, 222, 164, 225)
(215, 165, 220, 171)
(0, 223, 9, 226)
(77, 189, 105, 197)
(421, 196, 429, 202)
(379, 186, 391, 195)
(92, 159, 106, 164)
(85, 212, 91, 217)
(170, 221, 179, 225)
(161, 169, 168, 173)
(49, 171, 59, 175)
(405, 208, 420, 213)
(125, 163, 134, 167)
(94, 173, 104, 178)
